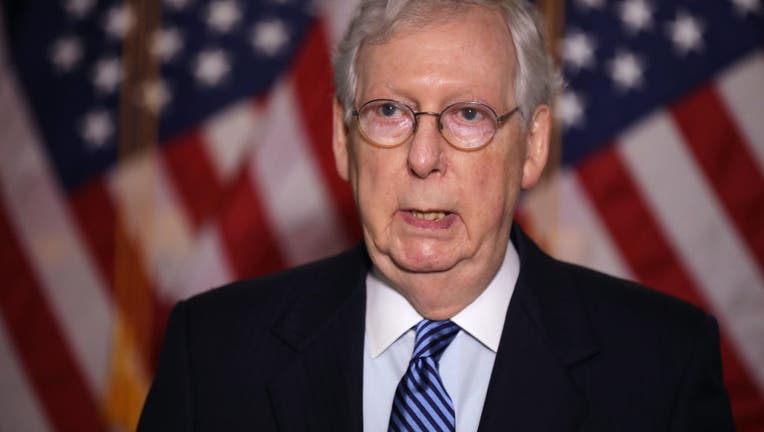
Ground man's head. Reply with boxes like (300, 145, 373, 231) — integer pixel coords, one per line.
(331, 0, 559, 319)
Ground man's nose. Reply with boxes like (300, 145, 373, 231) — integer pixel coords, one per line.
(407, 115, 445, 178)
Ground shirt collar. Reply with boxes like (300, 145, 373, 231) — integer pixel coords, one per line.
(365, 242, 520, 358)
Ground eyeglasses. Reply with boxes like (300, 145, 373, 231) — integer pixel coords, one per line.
(352, 99, 519, 150)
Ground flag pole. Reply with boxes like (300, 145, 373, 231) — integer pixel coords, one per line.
(106, 0, 161, 429)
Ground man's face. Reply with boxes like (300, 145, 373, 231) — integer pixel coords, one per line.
(333, 6, 549, 315)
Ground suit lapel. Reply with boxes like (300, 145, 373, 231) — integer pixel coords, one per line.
(263, 228, 600, 431)
(266, 246, 369, 432)
(478, 226, 599, 431)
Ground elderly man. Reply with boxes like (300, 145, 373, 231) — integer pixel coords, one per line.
(139, 0, 734, 430)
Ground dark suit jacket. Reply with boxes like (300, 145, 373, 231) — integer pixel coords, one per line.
(138, 226, 734, 431)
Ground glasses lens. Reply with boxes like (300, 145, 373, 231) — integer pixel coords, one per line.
(357, 100, 414, 147)
(441, 103, 497, 149)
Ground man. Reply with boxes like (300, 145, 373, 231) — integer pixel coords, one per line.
(139, 0, 734, 430)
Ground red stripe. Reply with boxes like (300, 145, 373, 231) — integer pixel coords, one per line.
(290, 19, 362, 242)
(69, 181, 171, 377)
(671, 85, 764, 270)
(69, 182, 118, 285)
(217, 169, 286, 278)
(0, 201, 106, 431)
(576, 147, 764, 430)
(162, 131, 224, 228)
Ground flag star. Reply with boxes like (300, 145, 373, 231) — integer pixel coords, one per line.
(141, 80, 171, 114)
(562, 30, 596, 72)
(251, 19, 290, 57)
(50, 36, 83, 72)
(205, 0, 242, 33)
(732, 0, 761, 14)
(81, 110, 114, 149)
(64, 0, 96, 18)
(194, 48, 231, 87)
(575, 0, 605, 10)
(92, 57, 122, 94)
(667, 12, 704, 55)
(104, 4, 135, 39)
(557, 91, 586, 129)
(618, 0, 653, 34)
(608, 51, 645, 91)
(164, 0, 191, 10)
(152, 27, 184, 63)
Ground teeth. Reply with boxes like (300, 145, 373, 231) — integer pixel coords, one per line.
(411, 211, 447, 221)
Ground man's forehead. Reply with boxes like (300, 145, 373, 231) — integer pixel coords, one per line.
(354, 7, 517, 104)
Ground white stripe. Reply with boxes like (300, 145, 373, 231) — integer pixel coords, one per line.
(0, 58, 112, 398)
(556, 170, 634, 280)
(716, 51, 764, 172)
(251, 80, 349, 266)
(0, 320, 53, 432)
(202, 99, 265, 182)
(618, 110, 764, 391)
(107, 149, 196, 300)
(171, 225, 234, 301)
(321, 0, 358, 47)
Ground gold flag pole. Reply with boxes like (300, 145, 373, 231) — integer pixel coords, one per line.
(105, 0, 161, 429)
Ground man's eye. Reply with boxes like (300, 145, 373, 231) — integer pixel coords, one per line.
(458, 108, 483, 121)
(379, 103, 400, 117)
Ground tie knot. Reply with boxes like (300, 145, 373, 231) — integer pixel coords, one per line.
(411, 319, 460, 362)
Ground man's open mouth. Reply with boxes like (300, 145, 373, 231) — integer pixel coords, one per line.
(410, 210, 450, 222)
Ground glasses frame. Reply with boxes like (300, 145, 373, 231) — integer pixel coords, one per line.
(352, 98, 520, 150)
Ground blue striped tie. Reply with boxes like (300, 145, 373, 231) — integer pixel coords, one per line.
(388, 319, 460, 432)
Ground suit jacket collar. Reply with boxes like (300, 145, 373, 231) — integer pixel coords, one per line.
(267, 245, 370, 432)
(265, 226, 600, 431)
(477, 225, 599, 431)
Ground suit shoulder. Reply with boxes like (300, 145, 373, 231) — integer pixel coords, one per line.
(557, 258, 710, 336)
(181, 244, 370, 327)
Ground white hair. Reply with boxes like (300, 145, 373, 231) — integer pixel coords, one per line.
(332, 0, 562, 130)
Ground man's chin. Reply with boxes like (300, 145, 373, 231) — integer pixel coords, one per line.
(387, 246, 462, 274)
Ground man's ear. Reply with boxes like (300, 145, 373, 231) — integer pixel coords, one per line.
(333, 98, 350, 181)
(521, 104, 551, 189)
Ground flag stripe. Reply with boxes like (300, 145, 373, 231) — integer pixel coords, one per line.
(217, 170, 286, 278)
(576, 143, 764, 427)
(321, 0, 356, 46)
(252, 80, 349, 266)
(617, 110, 764, 394)
(107, 151, 195, 298)
(576, 147, 706, 305)
(69, 181, 158, 375)
(716, 51, 764, 173)
(163, 131, 225, 228)
(556, 171, 634, 280)
(0, 69, 112, 397)
(201, 98, 266, 183)
(0, 201, 105, 432)
(168, 225, 235, 300)
(671, 86, 764, 270)
(0, 319, 52, 432)
(291, 21, 361, 241)
(69, 181, 121, 286)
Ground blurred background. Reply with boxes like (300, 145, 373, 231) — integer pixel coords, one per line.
(0, 0, 762, 430)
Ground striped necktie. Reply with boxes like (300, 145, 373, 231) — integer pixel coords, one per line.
(388, 319, 460, 432)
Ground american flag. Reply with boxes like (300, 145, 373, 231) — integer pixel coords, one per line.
(0, 0, 761, 431)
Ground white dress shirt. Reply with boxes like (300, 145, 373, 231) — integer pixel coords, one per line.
(363, 243, 520, 432)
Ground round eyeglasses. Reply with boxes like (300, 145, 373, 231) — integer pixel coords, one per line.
(352, 99, 519, 150)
